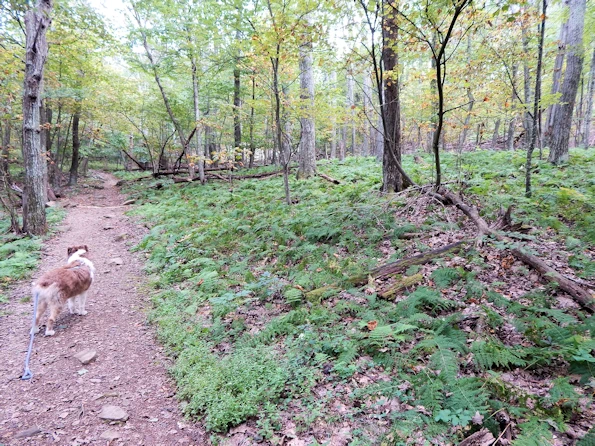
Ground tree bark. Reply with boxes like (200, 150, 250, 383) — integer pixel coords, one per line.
(330, 71, 337, 159)
(525, 0, 546, 198)
(347, 68, 357, 155)
(297, 25, 316, 179)
(544, 21, 568, 146)
(506, 65, 518, 151)
(548, 0, 587, 164)
(362, 72, 372, 156)
(583, 46, 595, 148)
(522, 24, 533, 149)
(191, 56, 205, 183)
(21, 0, 52, 235)
(381, 7, 404, 192)
(233, 65, 241, 152)
(1, 119, 11, 176)
(68, 104, 81, 186)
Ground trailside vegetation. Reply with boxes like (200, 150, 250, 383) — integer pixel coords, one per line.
(123, 148, 595, 444)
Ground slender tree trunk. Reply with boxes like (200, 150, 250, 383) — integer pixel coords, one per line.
(330, 71, 337, 159)
(233, 66, 241, 152)
(459, 89, 475, 150)
(548, 0, 587, 164)
(506, 65, 518, 151)
(522, 24, 533, 149)
(544, 21, 568, 146)
(363, 72, 372, 156)
(492, 119, 500, 148)
(1, 120, 11, 176)
(249, 72, 256, 167)
(22, 0, 52, 235)
(297, 25, 316, 179)
(526, 0, 547, 198)
(583, 47, 595, 148)
(347, 69, 357, 155)
(133, 5, 194, 177)
(68, 104, 81, 186)
(191, 56, 205, 182)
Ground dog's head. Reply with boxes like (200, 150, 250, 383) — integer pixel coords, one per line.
(67, 245, 89, 258)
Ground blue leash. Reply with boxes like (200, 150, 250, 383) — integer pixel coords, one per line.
(22, 291, 39, 380)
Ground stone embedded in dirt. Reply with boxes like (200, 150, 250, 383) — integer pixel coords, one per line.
(98, 405, 129, 422)
(123, 199, 136, 205)
(14, 427, 43, 439)
(104, 225, 115, 230)
(114, 233, 128, 242)
(74, 349, 97, 365)
(45, 201, 56, 208)
(104, 214, 115, 219)
(100, 429, 121, 440)
(109, 258, 123, 266)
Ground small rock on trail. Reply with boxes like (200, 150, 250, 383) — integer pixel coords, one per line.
(98, 405, 129, 422)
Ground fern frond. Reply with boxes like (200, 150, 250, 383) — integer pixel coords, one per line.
(445, 377, 489, 414)
(512, 419, 553, 446)
(472, 340, 527, 370)
(429, 347, 459, 381)
(431, 267, 461, 288)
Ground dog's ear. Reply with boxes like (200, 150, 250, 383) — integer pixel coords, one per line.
(67, 247, 76, 256)
(83, 245, 89, 252)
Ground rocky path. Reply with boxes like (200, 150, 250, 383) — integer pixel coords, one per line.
(0, 173, 205, 445)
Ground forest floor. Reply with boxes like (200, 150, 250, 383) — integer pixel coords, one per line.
(0, 172, 206, 445)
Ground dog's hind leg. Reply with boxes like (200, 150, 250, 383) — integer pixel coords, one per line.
(45, 304, 60, 336)
(67, 297, 75, 314)
(76, 292, 88, 315)
(33, 298, 47, 334)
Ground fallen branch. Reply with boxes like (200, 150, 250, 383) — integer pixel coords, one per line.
(317, 172, 341, 184)
(438, 187, 595, 312)
(380, 273, 424, 299)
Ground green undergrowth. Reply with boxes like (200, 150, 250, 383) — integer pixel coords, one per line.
(128, 149, 595, 444)
(0, 207, 66, 302)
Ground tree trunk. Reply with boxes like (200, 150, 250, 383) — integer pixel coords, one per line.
(297, 26, 316, 179)
(506, 65, 518, 151)
(526, 0, 546, 198)
(362, 71, 372, 156)
(347, 69, 357, 155)
(233, 65, 241, 152)
(21, 0, 52, 235)
(1, 119, 11, 176)
(191, 56, 205, 182)
(548, 0, 587, 164)
(584, 47, 595, 148)
(133, 5, 194, 177)
(544, 21, 568, 147)
(68, 105, 81, 186)
(249, 71, 256, 168)
(492, 119, 500, 148)
(522, 25, 533, 149)
(381, 6, 404, 192)
(330, 71, 337, 159)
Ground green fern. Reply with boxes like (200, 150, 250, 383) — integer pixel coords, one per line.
(445, 377, 489, 414)
(431, 267, 461, 288)
(577, 429, 595, 446)
(429, 347, 459, 381)
(512, 419, 553, 446)
(472, 340, 527, 370)
(284, 287, 303, 306)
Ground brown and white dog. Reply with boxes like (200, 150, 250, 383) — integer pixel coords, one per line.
(32, 245, 95, 336)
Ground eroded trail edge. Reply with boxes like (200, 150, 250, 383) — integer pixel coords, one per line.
(0, 172, 204, 445)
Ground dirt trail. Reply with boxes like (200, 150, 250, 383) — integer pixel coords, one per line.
(0, 173, 205, 445)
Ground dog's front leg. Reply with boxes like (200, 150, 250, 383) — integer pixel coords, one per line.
(76, 292, 88, 315)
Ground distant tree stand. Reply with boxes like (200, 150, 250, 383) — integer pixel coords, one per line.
(22, 0, 53, 235)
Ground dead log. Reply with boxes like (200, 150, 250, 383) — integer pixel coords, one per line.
(352, 240, 468, 284)
(380, 273, 424, 298)
(438, 187, 595, 312)
(317, 172, 341, 184)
